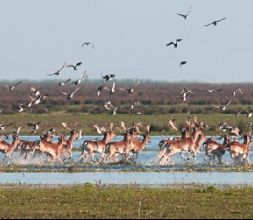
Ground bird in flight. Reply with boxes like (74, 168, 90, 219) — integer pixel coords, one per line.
(119, 81, 140, 94)
(72, 72, 87, 86)
(60, 87, 80, 100)
(58, 79, 71, 87)
(0, 122, 13, 131)
(166, 39, 183, 48)
(66, 62, 82, 71)
(49, 62, 66, 76)
(232, 88, 244, 97)
(104, 101, 114, 111)
(179, 88, 193, 102)
(27, 122, 41, 134)
(168, 119, 178, 131)
(30, 87, 41, 97)
(180, 61, 187, 68)
(177, 6, 192, 20)
(81, 42, 95, 50)
(102, 74, 116, 82)
(204, 17, 226, 27)
(4, 81, 23, 91)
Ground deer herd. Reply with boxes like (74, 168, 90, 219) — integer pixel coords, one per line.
(0, 117, 252, 166)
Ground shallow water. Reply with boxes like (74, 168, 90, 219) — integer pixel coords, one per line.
(1, 172, 253, 185)
(0, 135, 251, 166)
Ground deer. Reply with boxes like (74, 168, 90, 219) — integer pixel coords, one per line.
(0, 127, 21, 161)
(227, 133, 252, 165)
(129, 125, 151, 161)
(158, 128, 203, 165)
(32, 134, 65, 163)
(188, 133, 207, 161)
(80, 123, 116, 162)
(100, 132, 134, 163)
(203, 134, 230, 165)
(61, 122, 82, 160)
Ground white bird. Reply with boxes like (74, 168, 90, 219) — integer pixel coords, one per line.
(30, 87, 41, 97)
(104, 101, 114, 111)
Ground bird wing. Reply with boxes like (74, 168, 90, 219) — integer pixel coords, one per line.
(166, 42, 174, 47)
(112, 107, 118, 115)
(76, 62, 82, 67)
(65, 78, 72, 83)
(186, 5, 192, 16)
(204, 22, 214, 27)
(72, 87, 80, 95)
(217, 17, 226, 23)
(134, 80, 141, 88)
(14, 81, 23, 86)
(177, 13, 186, 18)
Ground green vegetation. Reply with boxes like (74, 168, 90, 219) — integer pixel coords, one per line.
(0, 111, 251, 135)
(0, 185, 252, 219)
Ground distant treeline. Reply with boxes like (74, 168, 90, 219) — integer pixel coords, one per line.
(0, 81, 253, 114)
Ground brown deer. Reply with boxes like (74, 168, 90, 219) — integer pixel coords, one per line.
(203, 134, 229, 164)
(227, 134, 252, 164)
(158, 128, 203, 165)
(130, 133, 151, 161)
(80, 131, 116, 162)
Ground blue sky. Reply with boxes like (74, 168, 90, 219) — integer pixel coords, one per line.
(0, 0, 252, 82)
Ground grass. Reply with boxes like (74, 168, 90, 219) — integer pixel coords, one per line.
(0, 184, 252, 219)
(0, 112, 251, 135)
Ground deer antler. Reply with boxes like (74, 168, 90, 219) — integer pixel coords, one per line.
(61, 122, 71, 131)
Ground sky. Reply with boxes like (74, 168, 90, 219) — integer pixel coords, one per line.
(0, 0, 252, 83)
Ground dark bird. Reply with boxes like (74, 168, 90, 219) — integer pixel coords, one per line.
(204, 17, 226, 27)
(66, 62, 82, 71)
(180, 61, 187, 67)
(60, 87, 80, 100)
(4, 81, 23, 91)
(102, 74, 116, 82)
(27, 122, 41, 134)
(72, 72, 87, 86)
(58, 79, 71, 87)
(81, 42, 95, 50)
(177, 6, 192, 19)
(166, 39, 183, 48)
(49, 62, 66, 76)
(119, 81, 141, 94)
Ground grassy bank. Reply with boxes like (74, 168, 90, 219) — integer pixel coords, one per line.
(0, 112, 251, 135)
(0, 185, 252, 219)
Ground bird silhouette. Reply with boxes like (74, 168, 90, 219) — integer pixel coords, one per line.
(60, 87, 80, 100)
(49, 62, 66, 76)
(66, 62, 82, 71)
(204, 17, 226, 27)
(177, 6, 192, 20)
(81, 42, 95, 50)
(102, 74, 116, 82)
(58, 79, 71, 87)
(166, 39, 183, 48)
(180, 61, 187, 67)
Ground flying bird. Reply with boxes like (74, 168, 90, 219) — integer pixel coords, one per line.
(180, 61, 187, 67)
(72, 72, 87, 86)
(66, 62, 82, 71)
(30, 87, 41, 97)
(104, 101, 114, 111)
(204, 17, 226, 27)
(166, 39, 183, 48)
(177, 6, 192, 20)
(0, 122, 13, 131)
(60, 87, 80, 100)
(168, 119, 178, 131)
(81, 42, 95, 50)
(112, 107, 118, 115)
(232, 88, 244, 97)
(49, 62, 66, 76)
(4, 81, 23, 91)
(97, 85, 110, 96)
(27, 122, 41, 134)
(102, 74, 116, 82)
(119, 81, 141, 94)
(58, 79, 71, 87)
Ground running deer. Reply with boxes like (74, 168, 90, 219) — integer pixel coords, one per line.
(188, 133, 206, 161)
(80, 129, 116, 162)
(158, 128, 203, 165)
(61, 123, 82, 160)
(101, 132, 134, 163)
(0, 127, 21, 161)
(130, 125, 151, 161)
(203, 134, 229, 164)
(32, 134, 65, 162)
(227, 133, 252, 164)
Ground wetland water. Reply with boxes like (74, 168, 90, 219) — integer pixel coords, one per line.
(1, 172, 253, 185)
(0, 136, 253, 186)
